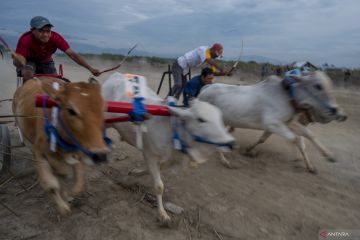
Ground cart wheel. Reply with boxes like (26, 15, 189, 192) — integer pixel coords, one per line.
(0, 124, 11, 174)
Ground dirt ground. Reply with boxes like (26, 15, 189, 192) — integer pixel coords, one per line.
(0, 57, 359, 240)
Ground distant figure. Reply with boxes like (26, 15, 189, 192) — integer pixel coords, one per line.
(275, 66, 283, 77)
(170, 43, 230, 99)
(261, 63, 270, 79)
(12, 16, 100, 81)
(285, 64, 291, 72)
(183, 67, 214, 106)
(344, 69, 351, 87)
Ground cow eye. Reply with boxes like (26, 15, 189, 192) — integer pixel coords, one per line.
(67, 108, 78, 116)
(314, 84, 323, 91)
(197, 117, 206, 123)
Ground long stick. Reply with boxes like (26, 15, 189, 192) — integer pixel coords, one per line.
(0, 35, 12, 59)
(0, 35, 24, 65)
(229, 40, 244, 74)
(99, 43, 138, 74)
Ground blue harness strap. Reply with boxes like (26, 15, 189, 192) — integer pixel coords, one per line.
(168, 97, 189, 154)
(42, 95, 112, 162)
(128, 97, 148, 122)
(167, 97, 232, 155)
(282, 76, 297, 100)
(172, 120, 189, 154)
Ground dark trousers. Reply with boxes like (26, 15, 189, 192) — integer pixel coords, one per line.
(16, 60, 57, 77)
(170, 61, 187, 99)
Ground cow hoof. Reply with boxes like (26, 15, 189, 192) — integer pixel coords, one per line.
(243, 150, 256, 158)
(228, 126, 235, 133)
(159, 214, 172, 227)
(189, 161, 199, 168)
(58, 203, 71, 216)
(92, 153, 108, 164)
(326, 157, 337, 163)
(69, 197, 84, 208)
(71, 188, 83, 197)
(221, 161, 238, 169)
(308, 168, 318, 175)
(222, 161, 232, 169)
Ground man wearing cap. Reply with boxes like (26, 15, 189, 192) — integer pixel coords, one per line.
(12, 16, 101, 80)
(170, 43, 231, 99)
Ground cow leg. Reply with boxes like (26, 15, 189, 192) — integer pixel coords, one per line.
(295, 136, 317, 174)
(227, 126, 235, 133)
(34, 151, 71, 215)
(245, 130, 272, 154)
(290, 122, 335, 162)
(71, 161, 86, 196)
(265, 122, 316, 173)
(219, 151, 233, 168)
(145, 156, 171, 226)
(47, 157, 71, 176)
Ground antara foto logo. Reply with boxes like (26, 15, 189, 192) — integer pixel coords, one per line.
(319, 231, 350, 238)
(319, 231, 328, 238)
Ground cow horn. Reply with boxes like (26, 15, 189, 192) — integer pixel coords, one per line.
(289, 74, 304, 82)
(41, 81, 62, 100)
(88, 77, 99, 84)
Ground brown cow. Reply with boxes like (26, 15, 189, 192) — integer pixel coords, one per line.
(12, 77, 110, 215)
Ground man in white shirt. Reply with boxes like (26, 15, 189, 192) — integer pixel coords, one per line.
(170, 43, 231, 99)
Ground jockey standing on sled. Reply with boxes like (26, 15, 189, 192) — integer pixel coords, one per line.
(12, 16, 101, 82)
(170, 43, 231, 99)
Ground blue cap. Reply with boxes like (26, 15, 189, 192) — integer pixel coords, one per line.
(30, 16, 53, 29)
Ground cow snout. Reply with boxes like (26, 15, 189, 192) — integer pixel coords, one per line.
(336, 111, 347, 122)
(329, 106, 338, 115)
(90, 146, 111, 154)
(91, 153, 108, 164)
(89, 147, 111, 164)
(218, 140, 235, 151)
(329, 106, 347, 122)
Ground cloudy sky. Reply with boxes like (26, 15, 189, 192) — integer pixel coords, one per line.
(0, 0, 359, 67)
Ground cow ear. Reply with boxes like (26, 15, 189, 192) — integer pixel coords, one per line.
(289, 75, 304, 82)
(290, 72, 314, 82)
(168, 106, 193, 120)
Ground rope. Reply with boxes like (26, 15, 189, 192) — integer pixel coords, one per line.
(98, 43, 138, 74)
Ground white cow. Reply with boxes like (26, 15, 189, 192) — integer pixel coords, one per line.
(198, 71, 347, 173)
(102, 72, 234, 225)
